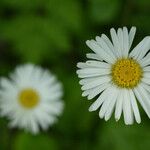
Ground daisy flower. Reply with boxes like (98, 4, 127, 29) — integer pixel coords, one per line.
(0, 64, 64, 134)
(77, 27, 150, 125)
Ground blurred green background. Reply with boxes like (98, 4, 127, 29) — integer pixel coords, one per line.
(0, 0, 150, 149)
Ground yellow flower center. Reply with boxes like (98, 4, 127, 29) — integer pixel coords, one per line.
(18, 88, 39, 109)
(111, 58, 143, 88)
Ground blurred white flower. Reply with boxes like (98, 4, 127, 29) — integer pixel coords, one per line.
(0, 64, 64, 134)
(77, 27, 150, 125)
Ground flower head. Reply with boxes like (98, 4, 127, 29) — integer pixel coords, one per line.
(77, 27, 150, 125)
(0, 64, 64, 134)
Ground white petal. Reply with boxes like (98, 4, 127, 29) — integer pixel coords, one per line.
(81, 76, 111, 90)
(142, 77, 150, 85)
(129, 26, 136, 49)
(117, 28, 124, 56)
(77, 61, 111, 70)
(77, 68, 110, 78)
(86, 53, 102, 61)
(129, 90, 141, 124)
(29, 119, 39, 134)
(99, 85, 117, 119)
(77, 62, 88, 69)
(129, 36, 150, 59)
(101, 34, 118, 58)
(77, 73, 104, 78)
(143, 66, 150, 72)
(81, 82, 109, 99)
(82, 90, 89, 97)
(123, 27, 129, 57)
(86, 60, 111, 69)
(143, 72, 150, 79)
(115, 89, 123, 121)
(110, 28, 122, 57)
(104, 88, 119, 121)
(134, 85, 150, 118)
(123, 89, 134, 125)
(141, 82, 150, 94)
(79, 76, 105, 85)
(87, 83, 110, 100)
(137, 36, 150, 60)
(86, 40, 115, 64)
(88, 86, 111, 111)
(138, 53, 150, 67)
(95, 36, 117, 60)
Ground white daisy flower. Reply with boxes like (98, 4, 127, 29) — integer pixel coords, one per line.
(0, 64, 64, 134)
(77, 27, 150, 125)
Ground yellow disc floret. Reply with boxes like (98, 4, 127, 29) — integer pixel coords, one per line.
(111, 58, 143, 88)
(18, 88, 39, 109)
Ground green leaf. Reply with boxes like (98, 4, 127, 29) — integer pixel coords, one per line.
(95, 120, 150, 150)
(46, 0, 83, 32)
(136, 0, 150, 8)
(13, 132, 59, 150)
(88, 0, 121, 24)
(0, 0, 49, 10)
(0, 16, 71, 63)
(131, 14, 150, 32)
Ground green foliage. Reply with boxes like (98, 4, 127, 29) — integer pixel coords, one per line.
(1, 16, 71, 63)
(95, 121, 150, 150)
(13, 133, 59, 150)
(0, 0, 83, 63)
(88, 0, 121, 24)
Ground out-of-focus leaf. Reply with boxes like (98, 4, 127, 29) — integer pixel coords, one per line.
(13, 132, 59, 150)
(0, 0, 48, 10)
(47, 0, 83, 32)
(0, 119, 10, 150)
(136, 0, 150, 8)
(94, 120, 150, 150)
(58, 74, 94, 133)
(88, 0, 121, 24)
(0, 0, 84, 63)
(0, 16, 71, 63)
(131, 14, 150, 32)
